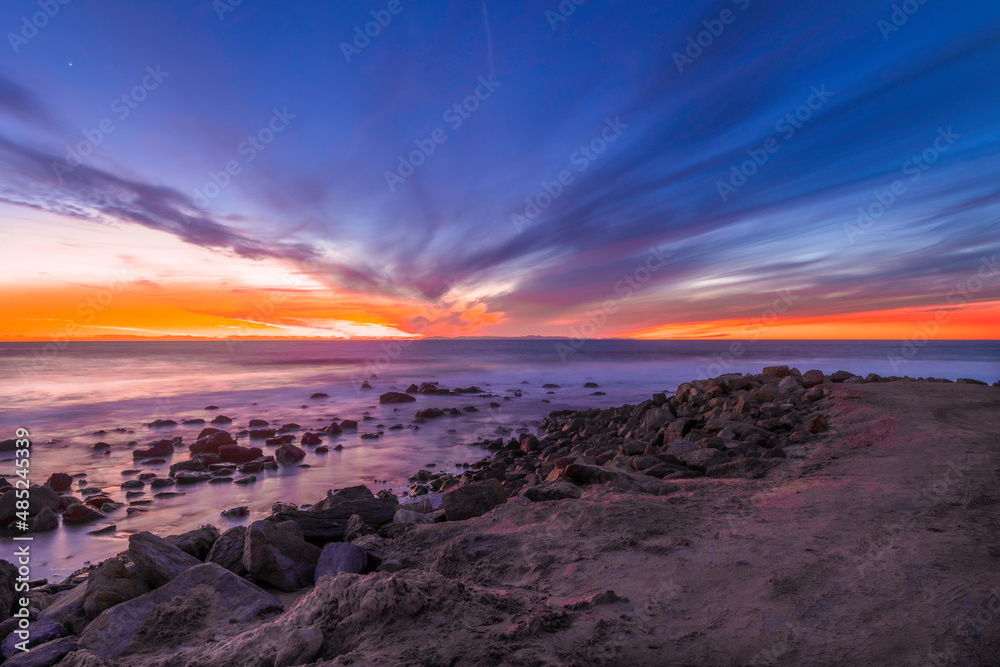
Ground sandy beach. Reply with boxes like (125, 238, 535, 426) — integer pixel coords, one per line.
(2, 368, 998, 666)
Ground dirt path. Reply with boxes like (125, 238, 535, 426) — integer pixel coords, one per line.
(363, 382, 1000, 666)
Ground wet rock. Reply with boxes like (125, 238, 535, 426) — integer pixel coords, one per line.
(234, 475, 258, 485)
(127, 532, 201, 588)
(45, 473, 72, 492)
(265, 434, 295, 446)
(189, 430, 236, 455)
(442, 479, 507, 521)
(323, 421, 343, 436)
(360, 381, 373, 390)
(300, 432, 322, 446)
(149, 478, 175, 489)
(249, 428, 277, 439)
(30, 507, 59, 532)
(38, 583, 88, 635)
(221, 506, 249, 519)
(405, 383, 420, 393)
(78, 564, 283, 659)
(146, 419, 176, 428)
(340, 419, 358, 429)
(210, 415, 233, 425)
(62, 504, 105, 525)
(206, 526, 248, 576)
(269, 499, 399, 544)
(166, 525, 220, 560)
(174, 471, 212, 484)
(243, 520, 321, 592)
(380, 391, 416, 404)
(218, 445, 263, 464)
(249, 419, 269, 427)
(88, 525, 116, 536)
(315, 543, 368, 581)
(275, 443, 306, 466)
(415, 408, 445, 419)
(310, 392, 329, 399)
(82, 558, 151, 620)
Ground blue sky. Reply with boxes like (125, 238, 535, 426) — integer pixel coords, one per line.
(1, 0, 998, 338)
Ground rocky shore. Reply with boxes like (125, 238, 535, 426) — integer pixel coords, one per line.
(1, 367, 998, 666)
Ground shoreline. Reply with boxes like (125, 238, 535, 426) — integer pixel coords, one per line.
(1, 367, 999, 665)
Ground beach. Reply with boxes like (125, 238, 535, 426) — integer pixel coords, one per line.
(2, 366, 999, 665)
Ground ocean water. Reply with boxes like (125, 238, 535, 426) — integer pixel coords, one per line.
(1, 338, 997, 580)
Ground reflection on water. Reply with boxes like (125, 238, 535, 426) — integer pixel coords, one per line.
(1, 339, 997, 580)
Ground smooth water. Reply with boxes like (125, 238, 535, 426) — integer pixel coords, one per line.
(1, 338, 997, 580)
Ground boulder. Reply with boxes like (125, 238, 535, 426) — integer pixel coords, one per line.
(206, 526, 248, 576)
(0, 560, 16, 621)
(829, 370, 855, 382)
(523, 479, 582, 502)
(441, 479, 507, 521)
(804, 413, 829, 433)
(265, 434, 295, 446)
(62, 504, 105, 524)
(30, 507, 59, 532)
(270, 499, 398, 544)
(762, 365, 790, 378)
(78, 564, 283, 659)
(189, 431, 235, 455)
(174, 471, 212, 484)
(248, 419, 269, 427)
(127, 532, 201, 588)
(393, 508, 433, 524)
(665, 438, 699, 457)
(275, 444, 306, 466)
(131, 439, 174, 459)
(38, 583, 88, 635)
(340, 420, 358, 429)
(45, 473, 72, 492)
(315, 543, 368, 581)
(415, 408, 445, 419)
(300, 432, 322, 446)
(82, 559, 151, 620)
(165, 525, 220, 560)
(678, 448, 727, 468)
(243, 520, 321, 591)
(218, 445, 263, 464)
(379, 392, 416, 404)
(1, 618, 65, 659)
(3, 636, 78, 666)
(801, 370, 826, 388)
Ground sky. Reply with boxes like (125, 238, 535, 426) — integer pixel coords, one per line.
(0, 0, 998, 340)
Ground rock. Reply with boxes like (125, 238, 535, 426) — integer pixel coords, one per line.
(415, 408, 445, 419)
(30, 507, 59, 532)
(829, 370, 855, 382)
(803, 386, 824, 402)
(265, 434, 295, 446)
(127, 532, 201, 588)
(957, 378, 988, 385)
(310, 392, 329, 399)
(442, 479, 507, 521)
(218, 445, 263, 463)
(3, 636, 78, 666)
(801, 369, 826, 388)
(243, 520, 321, 591)
(45, 473, 72, 492)
(300, 432, 322, 446)
(523, 479, 582, 501)
(146, 419, 176, 428)
(380, 392, 416, 404)
(174, 471, 212, 484)
(323, 421, 343, 435)
(663, 418, 695, 443)
(0, 560, 16, 621)
(62, 504, 105, 525)
(37, 583, 88, 634)
(665, 438, 699, 457)
(249, 419, 269, 427)
(677, 448, 727, 468)
(317, 484, 375, 508)
(78, 564, 283, 659)
(206, 526, 248, 576)
(275, 443, 306, 466)
(340, 419, 358, 429)
(82, 559, 151, 620)
(360, 381, 373, 390)
(189, 431, 236, 455)
(1, 618, 65, 658)
(778, 375, 802, 391)
(28, 486, 59, 515)
(804, 413, 829, 433)
(249, 429, 277, 439)
(269, 499, 399, 544)
(762, 365, 790, 378)
(234, 475, 258, 485)
(221, 506, 249, 519)
(315, 543, 368, 581)
(393, 508, 433, 524)
(131, 439, 174, 459)
(210, 415, 233, 425)
(165, 525, 220, 560)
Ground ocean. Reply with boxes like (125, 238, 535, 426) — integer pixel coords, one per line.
(1, 338, 997, 580)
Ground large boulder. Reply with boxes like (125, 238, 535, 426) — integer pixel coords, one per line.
(206, 526, 247, 576)
(801, 369, 826, 388)
(441, 479, 507, 521)
(379, 392, 416, 404)
(82, 558, 151, 620)
(29, 507, 59, 532)
(314, 543, 368, 582)
(1, 618, 65, 658)
(38, 583, 88, 634)
(275, 444, 306, 466)
(243, 520, 321, 591)
(165, 525, 220, 560)
(3, 636, 78, 666)
(523, 479, 582, 502)
(78, 564, 283, 659)
(127, 532, 201, 588)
